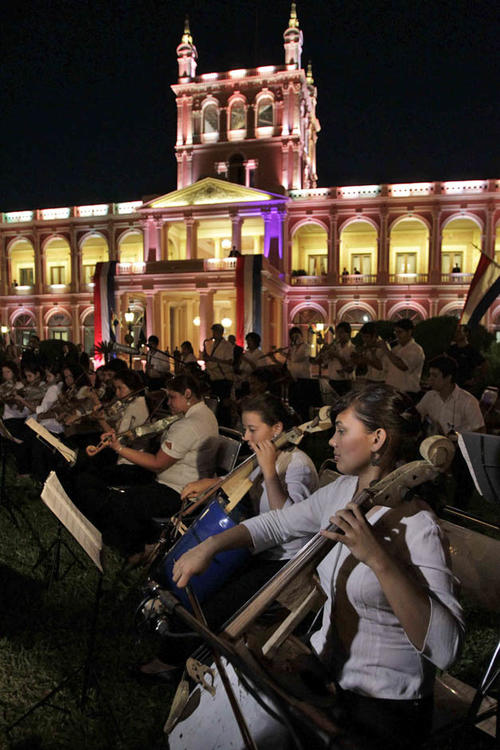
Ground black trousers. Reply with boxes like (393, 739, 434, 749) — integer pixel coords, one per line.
(103, 481, 181, 557)
(333, 688, 433, 750)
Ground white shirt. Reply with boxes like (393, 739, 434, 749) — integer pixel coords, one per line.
(287, 342, 311, 380)
(416, 385, 485, 435)
(365, 339, 388, 382)
(327, 341, 354, 381)
(247, 448, 319, 561)
(385, 339, 425, 393)
(240, 348, 271, 377)
(242, 475, 464, 700)
(157, 401, 219, 493)
(116, 396, 149, 466)
(205, 338, 234, 381)
(35, 382, 63, 434)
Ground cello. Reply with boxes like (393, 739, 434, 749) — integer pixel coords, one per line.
(148, 435, 455, 748)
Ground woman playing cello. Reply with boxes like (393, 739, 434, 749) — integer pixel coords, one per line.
(135, 393, 319, 682)
(172, 385, 464, 750)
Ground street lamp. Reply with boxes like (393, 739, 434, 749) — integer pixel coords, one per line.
(124, 308, 135, 367)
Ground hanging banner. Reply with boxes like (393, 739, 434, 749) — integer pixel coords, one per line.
(93, 261, 117, 349)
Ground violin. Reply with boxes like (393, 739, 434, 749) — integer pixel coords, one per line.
(151, 435, 455, 741)
(86, 412, 182, 456)
(173, 407, 333, 529)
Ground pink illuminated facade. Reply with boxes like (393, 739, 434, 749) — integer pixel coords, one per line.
(1, 6, 499, 353)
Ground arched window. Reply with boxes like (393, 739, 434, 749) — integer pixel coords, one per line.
(257, 97, 273, 128)
(389, 308, 424, 324)
(203, 103, 219, 136)
(83, 311, 95, 355)
(229, 101, 246, 132)
(13, 313, 36, 347)
(47, 311, 71, 341)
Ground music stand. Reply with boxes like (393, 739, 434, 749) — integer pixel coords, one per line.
(0, 417, 25, 526)
(6, 472, 122, 740)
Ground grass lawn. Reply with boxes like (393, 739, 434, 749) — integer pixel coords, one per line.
(0, 456, 498, 749)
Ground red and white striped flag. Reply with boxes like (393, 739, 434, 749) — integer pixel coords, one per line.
(235, 255, 262, 347)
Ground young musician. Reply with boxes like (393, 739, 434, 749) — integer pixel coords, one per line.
(135, 392, 319, 681)
(98, 374, 219, 561)
(172, 385, 464, 749)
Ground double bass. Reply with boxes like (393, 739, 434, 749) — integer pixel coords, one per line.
(146, 435, 455, 748)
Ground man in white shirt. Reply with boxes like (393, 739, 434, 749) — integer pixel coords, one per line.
(416, 354, 485, 436)
(355, 322, 388, 383)
(383, 319, 424, 400)
(326, 321, 354, 396)
(203, 323, 234, 426)
(145, 335, 171, 389)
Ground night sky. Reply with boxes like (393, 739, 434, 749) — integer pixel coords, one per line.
(1, 0, 498, 211)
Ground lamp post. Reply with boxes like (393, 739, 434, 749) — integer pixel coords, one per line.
(124, 309, 134, 368)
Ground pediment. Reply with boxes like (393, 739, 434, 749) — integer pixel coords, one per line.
(145, 178, 281, 208)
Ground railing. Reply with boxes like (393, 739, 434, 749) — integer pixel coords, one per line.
(290, 274, 328, 286)
(388, 273, 429, 284)
(441, 272, 474, 284)
(339, 274, 378, 285)
(203, 258, 237, 271)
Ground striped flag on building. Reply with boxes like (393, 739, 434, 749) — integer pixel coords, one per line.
(461, 254, 500, 327)
(235, 254, 262, 346)
(93, 261, 117, 349)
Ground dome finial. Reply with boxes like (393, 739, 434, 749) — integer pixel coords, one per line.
(182, 15, 193, 45)
(289, 3, 300, 29)
(306, 60, 314, 85)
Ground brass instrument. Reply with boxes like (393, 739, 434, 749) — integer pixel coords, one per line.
(86, 412, 183, 456)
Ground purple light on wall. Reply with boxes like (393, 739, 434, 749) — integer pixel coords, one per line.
(263, 209, 283, 262)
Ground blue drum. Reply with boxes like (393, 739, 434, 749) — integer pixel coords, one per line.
(153, 499, 251, 610)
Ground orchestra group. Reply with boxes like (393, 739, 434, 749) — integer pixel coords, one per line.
(0, 319, 492, 749)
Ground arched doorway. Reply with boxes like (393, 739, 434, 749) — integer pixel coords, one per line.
(339, 220, 377, 278)
(10, 238, 35, 289)
(81, 234, 109, 285)
(47, 311, 71, 341)
(389, 217, 429, 281)
(13, 313, 36, 346)
(441, 217, 481, 279)
(118, 230, 144, 265)
(292, 223, 328, 276)
(44, 236, 71, 287)
(338, 306, 373, 332)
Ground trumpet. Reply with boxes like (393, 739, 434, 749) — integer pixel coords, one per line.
(86, 412, 183, 456)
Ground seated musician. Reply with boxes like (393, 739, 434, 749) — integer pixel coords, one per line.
(98, 374, 219, 562)
(1, 360, 45, 475)
(28, 365, 65, 482)
(134, 393, 319, 682)
(172, 385, 464, 750)
(237, 332, 272, 398)
(66, 369, 151, 496)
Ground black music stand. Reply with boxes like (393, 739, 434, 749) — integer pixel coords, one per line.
(6, 472, 122, 741)
(0, 418, 25, 526)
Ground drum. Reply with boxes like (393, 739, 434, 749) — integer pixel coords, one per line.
(151, 499, 250, 610)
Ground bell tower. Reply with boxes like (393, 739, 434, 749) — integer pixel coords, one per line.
(171, 5, 320, 191)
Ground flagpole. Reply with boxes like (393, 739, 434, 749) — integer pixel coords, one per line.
(471, 242, 500, 271)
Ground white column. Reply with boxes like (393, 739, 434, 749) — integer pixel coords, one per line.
(231, 214, 242, 253)
(198, 290, 214, 353)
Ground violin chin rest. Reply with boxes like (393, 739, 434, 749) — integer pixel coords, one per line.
(419, 435, 455, 471)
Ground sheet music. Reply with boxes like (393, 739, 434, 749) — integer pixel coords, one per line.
(457, 433, 482, 496)
(41, 471, 104, 572)
(26, 418, 77, 464)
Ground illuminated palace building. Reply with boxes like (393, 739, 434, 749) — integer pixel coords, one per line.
(1, 6, 500, 352)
